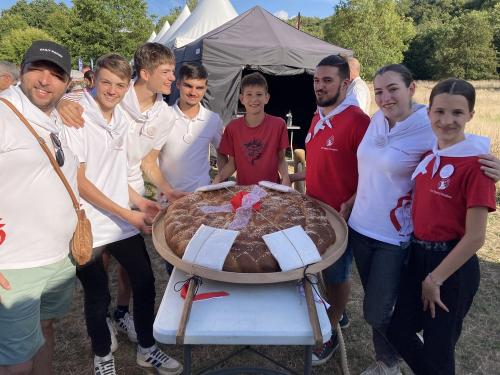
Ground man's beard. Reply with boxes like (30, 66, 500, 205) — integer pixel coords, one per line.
(316, 86, 341, 108)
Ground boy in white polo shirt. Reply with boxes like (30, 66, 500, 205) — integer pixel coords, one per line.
(142, 62, 224, 193)
(0, 41, 77, 375)
(58, 42, 186, 344)
(64, 53, 182, 375)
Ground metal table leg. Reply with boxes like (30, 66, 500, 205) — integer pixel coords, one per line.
(184, 344, 192, 375)
(304, 345, 312, 375)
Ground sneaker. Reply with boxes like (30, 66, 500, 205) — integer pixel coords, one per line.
(339, 311, 350, 329)
(312, 330, 339, 366)
(106, 318, 118, 353)
(360, 361, 402, 375)
(94, 353, 116, 375)
(137, 346, 183, 375)
(115, 312, 138, 342)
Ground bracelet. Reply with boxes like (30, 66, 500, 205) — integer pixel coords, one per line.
(427, 273, 443, 287)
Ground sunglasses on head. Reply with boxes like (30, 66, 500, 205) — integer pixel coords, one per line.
(50, 133, 65, 167)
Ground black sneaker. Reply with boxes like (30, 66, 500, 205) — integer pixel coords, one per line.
(312, 330, 339, 366)
(339, 311, 350, 329)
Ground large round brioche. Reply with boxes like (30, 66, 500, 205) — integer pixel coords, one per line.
(163, 185, 336, 273)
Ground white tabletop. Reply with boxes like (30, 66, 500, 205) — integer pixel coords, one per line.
(154, 268, 332, 345)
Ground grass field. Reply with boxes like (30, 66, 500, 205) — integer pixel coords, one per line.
(52, 82, 499, 374)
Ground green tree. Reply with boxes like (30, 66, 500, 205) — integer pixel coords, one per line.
(0, 13, 28, 36)
(430, 11, 497, 79)
(287, 16, 328, 40)
(1, 0, 69, 31)
(324, 0, 415, 78)
(67, 0, 154, 65)
(491, 3, 500, 59)
(0, 27, 54, 64)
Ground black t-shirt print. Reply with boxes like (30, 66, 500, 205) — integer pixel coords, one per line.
(244, 138, 264, 165)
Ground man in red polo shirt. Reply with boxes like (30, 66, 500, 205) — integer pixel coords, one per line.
(291, 54, 370, 365)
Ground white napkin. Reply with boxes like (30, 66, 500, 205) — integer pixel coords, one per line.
(262, 225, 321, 271)
(182, 224, 239, 270)
(195, 181, 237, 192)
(258, 180, 293, 193)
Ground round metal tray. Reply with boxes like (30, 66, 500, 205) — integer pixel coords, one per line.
(152, 197, 348, 284)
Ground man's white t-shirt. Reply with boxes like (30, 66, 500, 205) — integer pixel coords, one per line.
(346, 77, 372, 115)
(348, 105, 434, 245)
(156, 101, 224, 192)
(0, 86, 79, 269)
(65, 91, 139, 248)
(121, 84, 175, 196)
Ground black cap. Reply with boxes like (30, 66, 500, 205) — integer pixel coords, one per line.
(22, 40, 71, 77)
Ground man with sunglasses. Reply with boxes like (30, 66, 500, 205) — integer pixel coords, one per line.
(0, 41, 78, 375)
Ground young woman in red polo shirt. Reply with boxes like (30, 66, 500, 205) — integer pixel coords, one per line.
(387, 79, 496, 375)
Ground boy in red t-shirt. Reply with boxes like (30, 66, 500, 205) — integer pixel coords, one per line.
(214, 72, 291, 186)
(388, 79, 496, 375)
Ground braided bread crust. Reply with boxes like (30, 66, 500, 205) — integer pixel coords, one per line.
(163, 186, 336, 273)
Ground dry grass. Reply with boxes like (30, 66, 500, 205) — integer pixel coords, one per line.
(52, 82, 499, 374)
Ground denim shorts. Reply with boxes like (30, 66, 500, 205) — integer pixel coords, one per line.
(322, 244, 353, 284)
(0, 256, 75, 365)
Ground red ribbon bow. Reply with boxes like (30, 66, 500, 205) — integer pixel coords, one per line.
(230, 191, 262, 212)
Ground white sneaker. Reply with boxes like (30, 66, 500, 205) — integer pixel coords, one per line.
(137, 345, 183, 375)
(360, 361, 402, 375)
(115, 312, 138, 342)
(106, 318, 118, 353)
(94, 352, 116, 375)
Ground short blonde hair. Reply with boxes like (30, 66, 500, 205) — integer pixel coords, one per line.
(95, 53, 132, 81)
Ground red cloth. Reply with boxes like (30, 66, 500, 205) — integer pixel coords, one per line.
(230, 191, 262, 211)
(180, 282, 229, 301)
(305, 106, 370, 211)
(412, 155, 496, 241)
(218, 114, 289, 185)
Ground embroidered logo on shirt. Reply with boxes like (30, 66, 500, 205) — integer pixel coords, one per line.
(326, 136, 334, 147)
(437, 178, 450, 190)
(0, 219, 6, 246)
(244, 138, 264, 165)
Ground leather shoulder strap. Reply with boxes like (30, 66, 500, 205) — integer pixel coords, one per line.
(0, 97, 80, 211)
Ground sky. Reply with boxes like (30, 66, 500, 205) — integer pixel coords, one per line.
(0, 1, 339, 19)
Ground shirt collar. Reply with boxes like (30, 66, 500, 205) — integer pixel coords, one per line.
(173, 99, 207, 121)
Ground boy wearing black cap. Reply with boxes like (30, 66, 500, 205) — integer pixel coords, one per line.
(0, 40, 77, 375)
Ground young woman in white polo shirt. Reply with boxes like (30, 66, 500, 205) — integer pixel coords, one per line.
(387, 79, 496, 374)
(65, 54, 182, 375)
(347, 65, 500, 375)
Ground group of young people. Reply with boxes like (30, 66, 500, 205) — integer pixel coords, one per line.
(0, 38, 498, 375)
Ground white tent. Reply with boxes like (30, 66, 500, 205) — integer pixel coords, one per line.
(164, 0, 238, 49)
(157, 4, 191, 45)
(147, 31, 157, 42)
(154, 20, 170, 42)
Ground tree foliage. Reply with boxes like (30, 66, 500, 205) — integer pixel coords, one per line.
(0, 27, 54, 64)
(402, 0, 498, 79)
(324, 0, 415, 79)
(66, 0, 154, 65)
(287, 16, 327, 40)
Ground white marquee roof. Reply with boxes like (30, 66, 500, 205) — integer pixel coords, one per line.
(157, 4, 191, 45)
(164, 0, 238, 49)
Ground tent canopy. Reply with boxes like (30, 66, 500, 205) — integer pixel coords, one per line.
(165, 0, 237, 49)
(154, 20, 170, 42)
(173, 6, 352, 131)
(157, 4, 190, 45)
